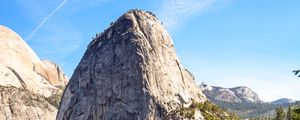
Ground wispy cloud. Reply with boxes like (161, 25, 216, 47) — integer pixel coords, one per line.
(25, 0, 68, 41)
(158, 0, 230, 31)
(29, 21, 82, 61)
(14, 0, 107, 76)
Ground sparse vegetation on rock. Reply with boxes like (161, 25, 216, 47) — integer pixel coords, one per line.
(174, 100, 240, 120)
(0, 86, 57, 120)
(45, 90, 64, 108)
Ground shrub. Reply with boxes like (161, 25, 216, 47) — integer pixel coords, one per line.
(45, 92, 63, 108)
(176, 100, 240, 120)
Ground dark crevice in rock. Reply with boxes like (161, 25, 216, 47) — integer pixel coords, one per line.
(175, 60, 185, 85)
(7, 67, 28, 90)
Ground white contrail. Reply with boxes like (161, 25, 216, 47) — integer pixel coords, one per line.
(25, 0, 68, 41)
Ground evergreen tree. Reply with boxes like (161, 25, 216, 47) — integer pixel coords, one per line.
(287, 105, 292, 120)
(293, 107, 300, 120)
(274, 106, 285, 120)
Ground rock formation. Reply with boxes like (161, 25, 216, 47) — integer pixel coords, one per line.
(57, 10, 206, 120)
(0, 86, 57, 120)
(0, 25, 68, 97)
(0, 25, 68, 120)
(200, 82, 262, 103)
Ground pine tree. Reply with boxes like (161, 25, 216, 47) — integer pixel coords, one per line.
(287, 105, 292, 120)
(293, 107, 300, 120)
(274, 106, 285, 120)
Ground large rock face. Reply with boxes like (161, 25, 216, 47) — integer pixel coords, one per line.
(0, 86, 57, 120)
(200, 83, 262, 103)
(0, 25, 68, 97)
(0, 25, 68, 120)
(57, 10, 206, 120)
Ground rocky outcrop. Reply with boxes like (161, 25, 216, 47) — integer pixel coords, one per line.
(0, 25, 68, 97)
(200, 82, 262, 103)
(0, 86, 57, 120)
(0, 25, 68, 120)
(41, 60, 68, 89)
(57, 10, 206, 120)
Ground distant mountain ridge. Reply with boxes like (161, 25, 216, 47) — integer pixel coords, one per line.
(200, 82, 263, 103)
(199, 83, 298, 119)
(271, 98, 295, 105)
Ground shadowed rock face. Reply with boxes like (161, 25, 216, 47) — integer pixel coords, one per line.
(57, 10, 206, 120)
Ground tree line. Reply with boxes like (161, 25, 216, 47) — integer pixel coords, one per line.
(251, 103, 300, 120)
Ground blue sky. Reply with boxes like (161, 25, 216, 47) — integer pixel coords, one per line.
(0, 0, 299, 101)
